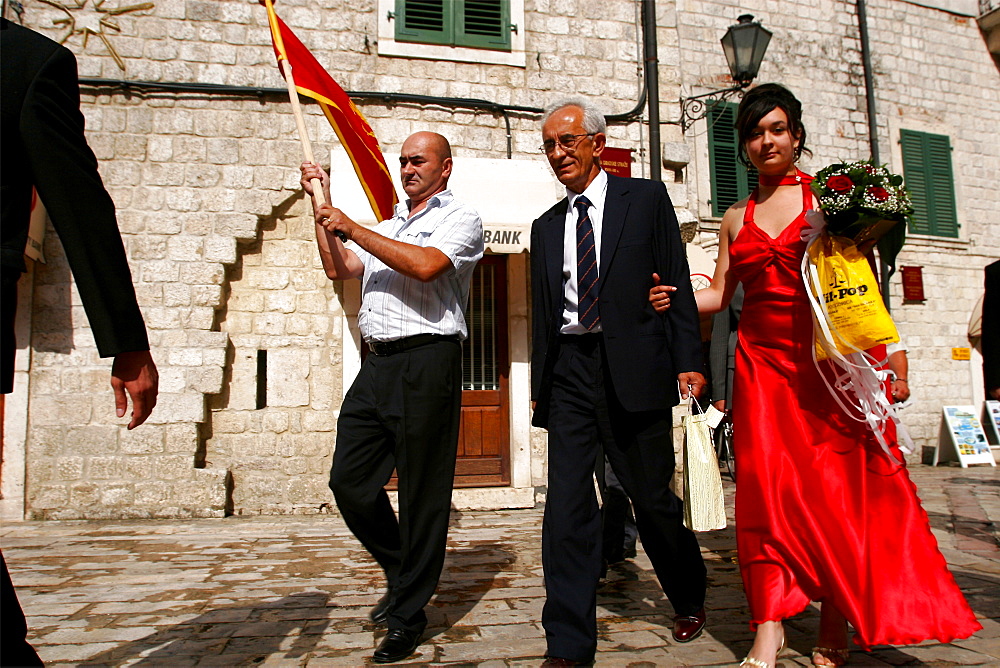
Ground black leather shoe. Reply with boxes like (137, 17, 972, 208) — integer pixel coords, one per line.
(541, 657, 587, 666)
(372, 628, 421, 663)
(672, 608, 706, 643)
(369, 589, 393, 625)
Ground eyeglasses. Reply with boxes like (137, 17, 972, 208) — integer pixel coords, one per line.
(539, 133, 597, 155)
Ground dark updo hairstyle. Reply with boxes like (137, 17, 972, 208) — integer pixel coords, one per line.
(735, 83, 811, 167)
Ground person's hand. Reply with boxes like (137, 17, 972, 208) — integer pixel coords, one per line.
(111, 350, 158, 429)
(649, 273, 677, 313)
(678, 372, 706, 400)
(316, 203, 358, 240)
(300, 161, 330, 198)
(990, 387, 1000, 401)
(713, 400, 726, 412)
(891, 378, 910, 402)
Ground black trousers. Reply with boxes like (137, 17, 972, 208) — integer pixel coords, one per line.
(2, 270, 20, 395)
(329, 339, 462, 634)
(598, 457, 637, 563)
(542, 334, 707, 662)
(1, 552, 44, 667)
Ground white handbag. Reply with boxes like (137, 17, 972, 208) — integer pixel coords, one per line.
(682, 397, 727, 532)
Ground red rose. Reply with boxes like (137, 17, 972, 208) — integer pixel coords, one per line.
(826, 175, 854, 193)
(867, 186, 890, 201)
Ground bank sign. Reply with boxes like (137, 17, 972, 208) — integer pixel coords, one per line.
(483, 227, 528, 252)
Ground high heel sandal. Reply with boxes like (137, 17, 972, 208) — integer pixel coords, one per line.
(739, 636, 786, 668)
(811, 646, 849, 666)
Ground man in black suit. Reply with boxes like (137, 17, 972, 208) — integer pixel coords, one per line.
(984, 260, 1000, 400)
(1, 18, 159, 665)
(529, 98, 708, 664)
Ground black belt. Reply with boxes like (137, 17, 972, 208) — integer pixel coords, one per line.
(368, 333, 460, 357)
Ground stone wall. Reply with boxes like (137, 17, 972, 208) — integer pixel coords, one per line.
(6, 0, 998, 519)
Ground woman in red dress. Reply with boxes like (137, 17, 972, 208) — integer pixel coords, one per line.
(652, 84, 980, 667)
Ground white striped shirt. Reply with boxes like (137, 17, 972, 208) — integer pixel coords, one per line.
(349, 189, 484, 342)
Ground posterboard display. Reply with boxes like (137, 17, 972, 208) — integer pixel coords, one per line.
(984, 401, 1000, 446)
(934, 405, 997, 467)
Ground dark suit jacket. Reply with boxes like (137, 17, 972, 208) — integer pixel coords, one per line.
(530, 173, 703, 428)
(1, 19, 148, 376)
(984, 260, 1000, 394)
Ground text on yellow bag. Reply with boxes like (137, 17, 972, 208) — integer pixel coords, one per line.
(807, 234, 899, 359)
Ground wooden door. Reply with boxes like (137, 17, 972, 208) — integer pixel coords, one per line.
(455, 255, 510, 487)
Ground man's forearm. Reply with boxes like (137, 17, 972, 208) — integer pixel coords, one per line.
(350, 225, 451, 283)
(315, 223, 361, 280)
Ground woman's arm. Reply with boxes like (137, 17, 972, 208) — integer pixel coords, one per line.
(694, 208, 740, 315)
(649, 203, 743, 315)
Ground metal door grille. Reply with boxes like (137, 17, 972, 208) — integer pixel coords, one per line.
(463, 263, 499, 390)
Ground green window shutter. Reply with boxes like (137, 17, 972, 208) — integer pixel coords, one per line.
(900, 129, 958, 238)
(395, 0, 453, 45)
(925, 133, 958, 237)
(707, 103, 755, 218)
(456, 0, 511, 51)
(900, 130, 930, 234)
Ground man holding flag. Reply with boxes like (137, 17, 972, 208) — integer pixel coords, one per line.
(300, 131, 483, 663)
(263, 1, 481, 658)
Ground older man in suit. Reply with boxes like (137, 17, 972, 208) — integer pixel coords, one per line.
(529, 97, 708, 664)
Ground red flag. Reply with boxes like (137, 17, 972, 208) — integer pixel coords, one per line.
(262, 0, 398, 222)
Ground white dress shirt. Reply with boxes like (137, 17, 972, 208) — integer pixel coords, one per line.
(349, 189, 484, 342)
(560, 170, 608, 334)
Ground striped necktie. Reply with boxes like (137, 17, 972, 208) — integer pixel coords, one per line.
(574, 195, 600, 330)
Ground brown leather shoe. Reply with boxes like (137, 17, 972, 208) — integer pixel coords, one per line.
(672, 608, 706, 643)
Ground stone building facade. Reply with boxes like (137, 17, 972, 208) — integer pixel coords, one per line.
(1, 0, 997, 520)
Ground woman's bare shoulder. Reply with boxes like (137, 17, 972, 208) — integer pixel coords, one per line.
(721, 198, 748, 239)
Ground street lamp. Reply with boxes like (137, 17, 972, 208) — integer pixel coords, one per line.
(679, 14, 772, 132)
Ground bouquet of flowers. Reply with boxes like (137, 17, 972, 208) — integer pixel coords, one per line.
(811, 160, 913, 247)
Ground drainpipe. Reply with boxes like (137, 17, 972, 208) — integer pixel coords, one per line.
(642, 0, 662, 182)
(856, 0, 891, 310)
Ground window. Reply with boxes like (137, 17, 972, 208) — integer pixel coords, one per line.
(378, 0, 525, 67)
(899, 129, 958, 238)
(463, 258, 501, 391)
(396, 0, 511, 51)
(707, 102, 757, 218)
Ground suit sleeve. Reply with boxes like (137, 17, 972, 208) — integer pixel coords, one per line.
(651, 183, 703, 375)
(22, 45, 149, 356)
(529, 219, 547, 403)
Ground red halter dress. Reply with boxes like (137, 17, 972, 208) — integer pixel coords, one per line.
(727, 175, 981, 648)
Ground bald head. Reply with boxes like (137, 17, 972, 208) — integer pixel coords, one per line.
(399, 132, 454, 208)
(404, 131, 452, 161)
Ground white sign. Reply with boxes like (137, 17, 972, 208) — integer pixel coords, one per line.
(984, 401, 1000, 446)
(935, 405, 996, 467)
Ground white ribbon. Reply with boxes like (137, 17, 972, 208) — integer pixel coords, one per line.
(800, 212, 914, 466)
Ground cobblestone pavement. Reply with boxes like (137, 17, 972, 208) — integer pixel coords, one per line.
(2, 465, 997, 667)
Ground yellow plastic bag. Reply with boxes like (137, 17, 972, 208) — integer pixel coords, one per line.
(807, 235, 899, 359)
